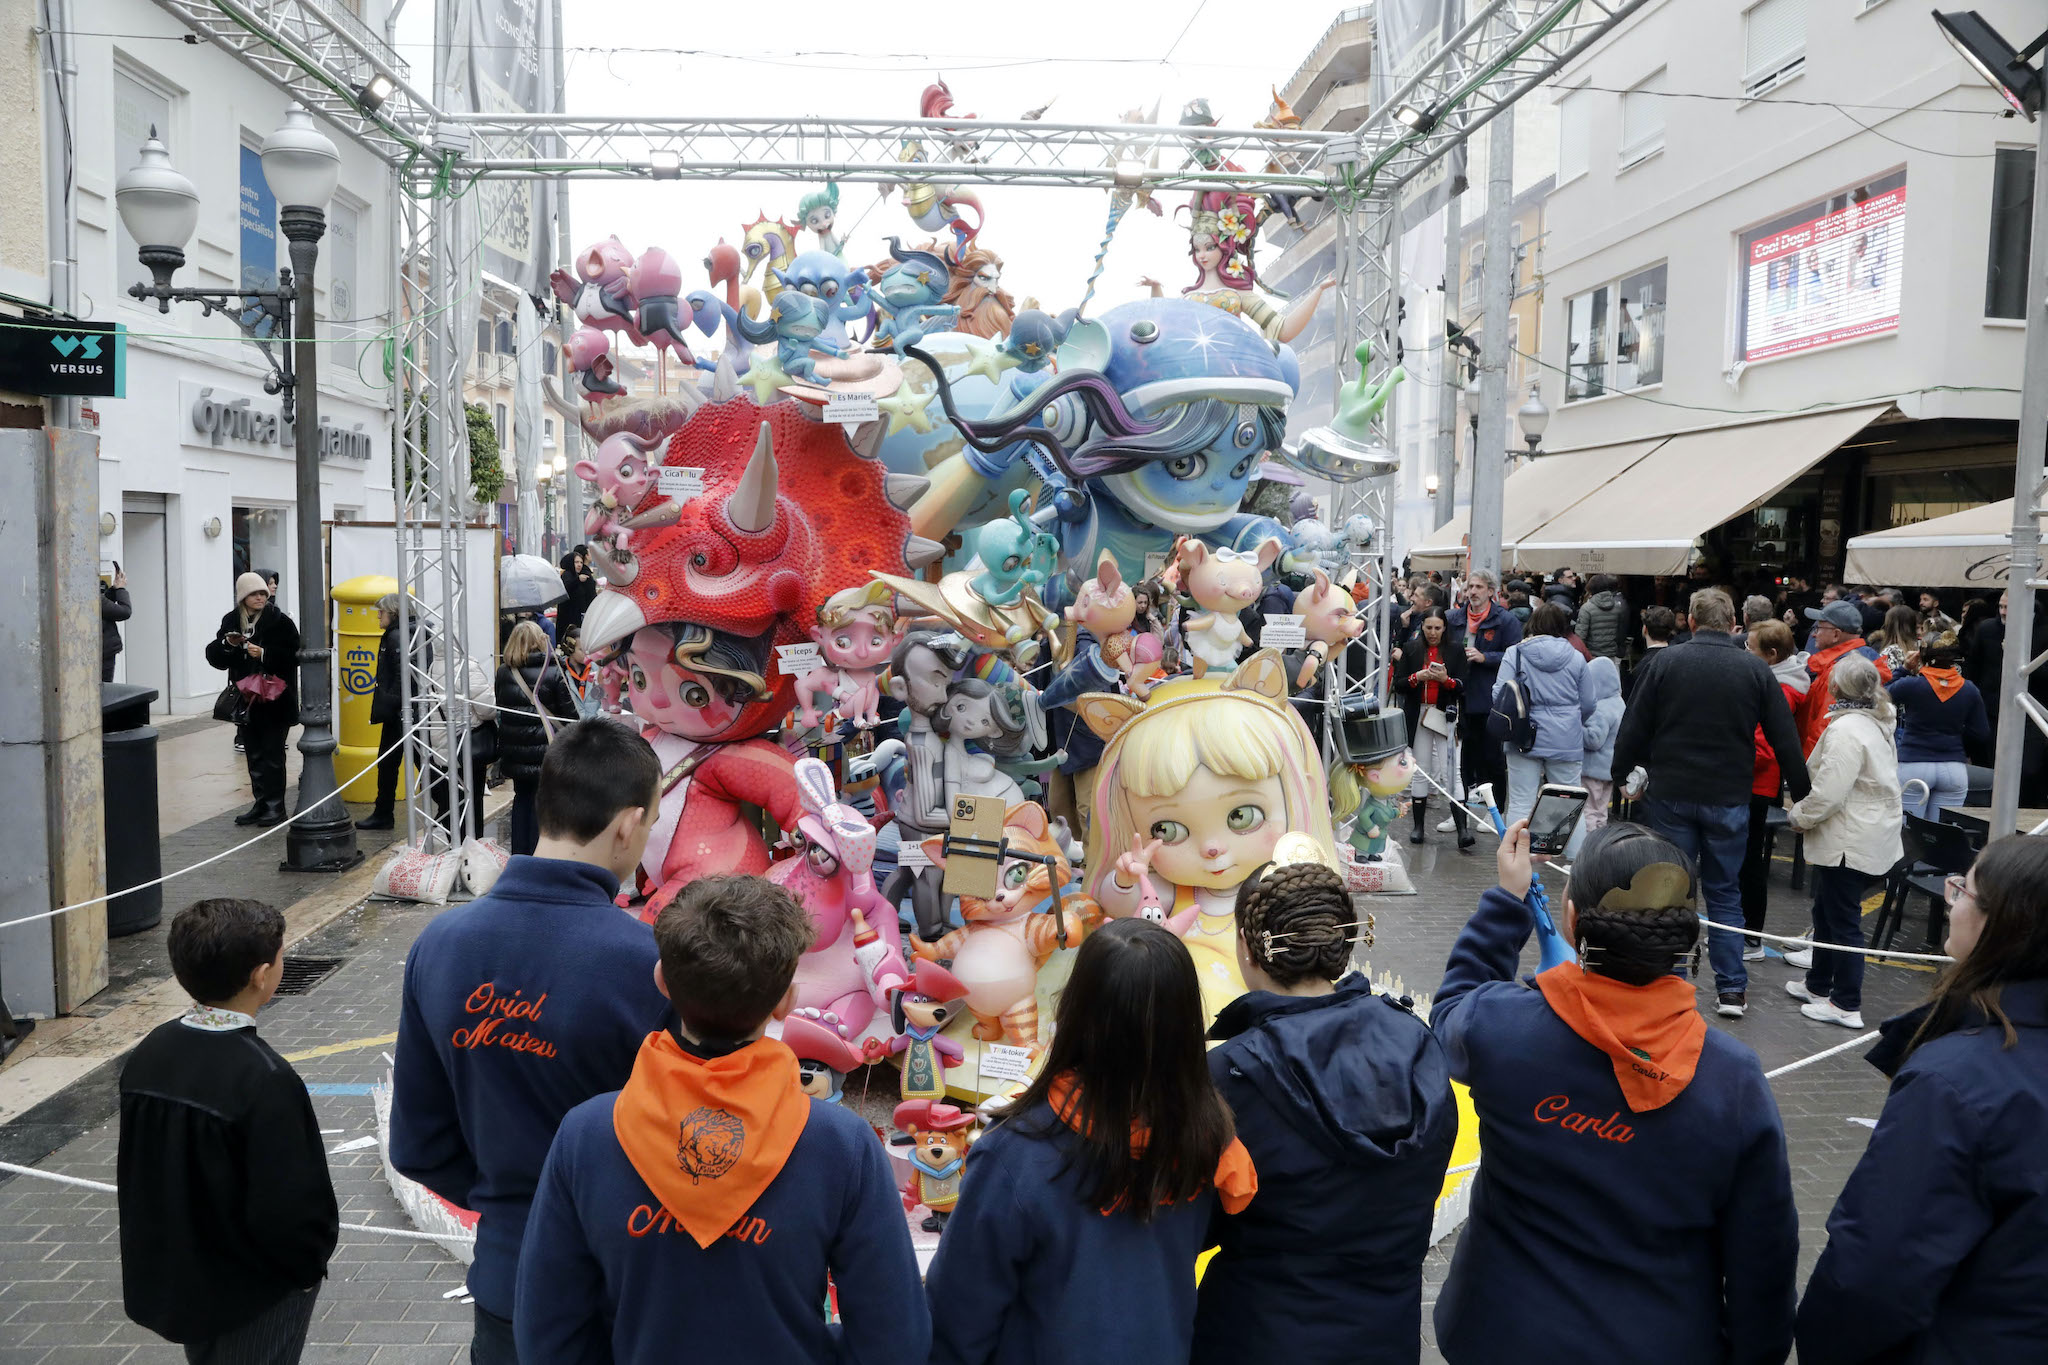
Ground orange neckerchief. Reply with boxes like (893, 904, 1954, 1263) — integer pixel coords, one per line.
(1919, 666, 1965, 703)
(1045, 1073, 1257, 1213)
(1535, 964, 1707, 1114)
(612, 1030, 811, 1248)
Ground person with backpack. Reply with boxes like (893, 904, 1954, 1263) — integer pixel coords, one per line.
(1493, 603, 1594, 829)
(1574, 574, 1630, 663)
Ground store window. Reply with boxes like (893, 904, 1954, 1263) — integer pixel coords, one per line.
(114, 69, 174, 302)
(232, 507, 288, 601)
(1986, 147, 2034, 320)
(1868, 465, 2016, 531)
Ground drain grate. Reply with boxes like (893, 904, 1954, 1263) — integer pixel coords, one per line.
(274, 955, 346, 997)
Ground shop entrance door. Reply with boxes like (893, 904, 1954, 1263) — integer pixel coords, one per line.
(122, 509, 171, 710)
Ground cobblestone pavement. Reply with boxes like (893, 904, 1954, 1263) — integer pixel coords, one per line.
(0, 812, 1943, 1364)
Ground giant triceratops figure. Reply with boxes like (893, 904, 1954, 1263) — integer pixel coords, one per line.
(578, 396, 925, 915)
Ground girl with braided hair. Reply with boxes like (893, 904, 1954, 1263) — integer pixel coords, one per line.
(1193, 856, 1457, 1365)
(1430, 820, 1799, 1365)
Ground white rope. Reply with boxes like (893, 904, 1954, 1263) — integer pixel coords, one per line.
(0, 1159, 478, 1245)
(1763, 1030, 1883, 1079)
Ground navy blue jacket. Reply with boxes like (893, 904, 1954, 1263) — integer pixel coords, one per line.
(1887, 675, 1991, 766)
(1194, 977, 1458, 1365)
(516, 1086, 926, 1364)
(925, 1102, 1221, 1365)
(1041, 631, 1119, 777)
(1431, 888, 1798, 1365)
(1796, 980, 2048, 1364)
(1446, 603, 1522, 722)
(389, 857, 670, 1319)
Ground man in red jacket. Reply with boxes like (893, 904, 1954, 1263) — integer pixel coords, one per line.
(1797, 601, 1890, 754)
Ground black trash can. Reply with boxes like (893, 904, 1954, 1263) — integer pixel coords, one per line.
(101, 683, 162, 936)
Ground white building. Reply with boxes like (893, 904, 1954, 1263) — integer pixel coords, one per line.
(78, 2, 400, 713)
(1506, 0, 2034, 585)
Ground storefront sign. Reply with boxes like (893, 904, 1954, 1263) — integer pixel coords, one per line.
(1739, 175, 1907, 363)
(0, 319, 127, 397)
(183, 383, 375, 463)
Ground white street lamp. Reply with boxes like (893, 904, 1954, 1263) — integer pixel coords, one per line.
(1517, 382, 1551, 453)
(259, 106, 341, 213)
(114, 129, 200, 301)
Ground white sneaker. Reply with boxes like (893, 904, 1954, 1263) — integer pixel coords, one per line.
(1801, 998, 1864, 1029)
(1784, 980, 1814, 1003)
(1742, 945, 1767, 962)
(1782, 946, 1813, 969)
(1437, 816, 1457, 832)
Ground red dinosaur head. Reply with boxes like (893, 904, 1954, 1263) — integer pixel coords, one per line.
(580, 396, 914, 740)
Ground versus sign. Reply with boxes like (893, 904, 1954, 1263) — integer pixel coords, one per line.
(182, 383, 375, 463)
(0, 319, 126, 397)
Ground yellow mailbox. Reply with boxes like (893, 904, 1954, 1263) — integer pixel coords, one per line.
(333, 574, 400, 802)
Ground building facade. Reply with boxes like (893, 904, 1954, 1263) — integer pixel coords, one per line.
(1528, 0, 2032, 587)
(72, 0, 401, 713)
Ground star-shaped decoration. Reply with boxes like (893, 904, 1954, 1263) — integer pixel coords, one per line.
(739, 354, 792, 404)
(1179, 320, 1222, 361)
(959, 335, 1021, 383)
(878, 385, 936, 436)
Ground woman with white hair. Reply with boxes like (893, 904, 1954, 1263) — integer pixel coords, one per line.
(1784, 654, 1903, 1030)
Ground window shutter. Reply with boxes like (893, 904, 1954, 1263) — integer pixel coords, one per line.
(1621, 70, 1667, 159)
(1557, 90, 1589, 182)
(1744, 0, 1807, 89)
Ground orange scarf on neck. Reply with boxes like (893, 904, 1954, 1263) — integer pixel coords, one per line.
(1919, 666, 1965, 703)
(1046, 1073, 1257, 1213)
(1536, 964, 1707, 1113)
(612, 1030, 810, 1248)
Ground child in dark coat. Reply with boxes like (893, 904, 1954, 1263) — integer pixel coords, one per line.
(925, 918, 1257, 1365)
(515, 874, 925, 1363)
(1195, 858, 1457, 1365)
(1431, 821, 1798, 1365)
(118, 899, 338, 1362)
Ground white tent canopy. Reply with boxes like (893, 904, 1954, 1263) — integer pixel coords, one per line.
(1844, 499, 2013, 590)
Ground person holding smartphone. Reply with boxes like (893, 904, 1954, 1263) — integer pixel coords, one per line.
(101, 562, 131, 683)
(205, 573, 300, 827)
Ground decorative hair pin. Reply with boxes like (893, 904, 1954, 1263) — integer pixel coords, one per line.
(1594, 862, 1695, 912)
(1260, 909, 1375, 954)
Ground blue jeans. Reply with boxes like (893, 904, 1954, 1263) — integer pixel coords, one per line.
(1641, 797, 1750, 995)
(1897, 761, 1968, 820)
(1806, 865, 1872, 1012)
(1503, 752, 1584, 828)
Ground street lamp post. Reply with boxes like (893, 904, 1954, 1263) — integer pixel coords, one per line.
(1517, 383, 1551, 455)
(116, 106, 360, 873)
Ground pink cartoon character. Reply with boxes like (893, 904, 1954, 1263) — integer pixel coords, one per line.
(1176, 535, 1284, 679)
(627, 246, 698, 367)
(564, 326, 623, 406)
(577, 431, 664, 539)
(774, 757, 910, 1034)
(1063, 549, 1162, 691)
(551, 236, 639, 335)
(1291, 567, 1366, 691)
(794, 582, 904, 730)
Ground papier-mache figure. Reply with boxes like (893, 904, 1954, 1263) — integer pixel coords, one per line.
(1288, 567, 1366, 693)
(887, 959, 969, 1105)
(793, 581, 904, 730)
(781, 1008, 880, 1104)
(895, 1099, 976, 1232)
(775, 758, 909, 1036)
(1177, 535, 1284, 679)
(1330, 700, 1418, 896)
(1061, 549, 1163, 696)
(1079, 651, 1337, 1020)
(911, 801, 1096, 1049)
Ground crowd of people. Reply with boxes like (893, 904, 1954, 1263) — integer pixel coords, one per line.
(114, 722, 2048, 1364)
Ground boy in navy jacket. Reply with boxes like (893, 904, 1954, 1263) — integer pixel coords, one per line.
(391, 719, 672, 1361)
(514, 873, 925, 1364)
(1430, 821, 1798, 1365)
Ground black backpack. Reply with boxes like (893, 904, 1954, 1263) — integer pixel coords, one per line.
(1486, 648, 1539, 753)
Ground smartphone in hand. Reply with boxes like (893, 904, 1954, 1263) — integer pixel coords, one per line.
(1527, 784, 1591, 857)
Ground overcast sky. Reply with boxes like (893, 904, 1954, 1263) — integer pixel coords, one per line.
(394, 0, 1342, 322)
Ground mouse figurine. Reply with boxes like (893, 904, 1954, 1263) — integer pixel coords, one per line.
(1177, 536, 1283, 679)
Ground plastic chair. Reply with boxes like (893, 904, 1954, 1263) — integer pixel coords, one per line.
(1937, 806, 1989, 849)
(1872, 813, 1975, 953)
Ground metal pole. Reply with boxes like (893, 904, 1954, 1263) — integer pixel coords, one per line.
(1469, 108, 1515, 587)
(1988, 121, 2048, 837)
(282, 207, 363, 872)
(1435, 192, 1462, 530)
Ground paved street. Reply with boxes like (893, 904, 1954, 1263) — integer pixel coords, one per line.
(0, 795, 1943, 1364)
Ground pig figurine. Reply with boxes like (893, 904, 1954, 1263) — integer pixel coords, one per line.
(551, 236, 639, 335)
(565, 327, 623, 405)
(627, 246, 697, 366)
(1291, 568, 1366, 691)
(1176, 536, 1284, 679)
(1063, 550, 1159, 691)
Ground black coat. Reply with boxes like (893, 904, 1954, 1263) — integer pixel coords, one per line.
(1394, 631, 1468, 734)
(205, 603, 300, 726)
(1613, 630, 1807, 808)
(494, 658, 576, 781)
(101, 584, 131, 662)
(1195, 978, 1459, 1365)
(557, 560, 599, 634)
(117, 1020, 338, 1343)
(369, 625, 436, 728)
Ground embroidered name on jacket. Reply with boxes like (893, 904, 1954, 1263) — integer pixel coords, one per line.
(626, 1205, 775, 1244)
(1534, 1094, 1635, 1143)
(677, 1107, 746, 1183)
(451, 984, 556, 1056)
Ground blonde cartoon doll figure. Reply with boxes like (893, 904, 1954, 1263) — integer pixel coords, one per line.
(1077, 650, 1337, 1020)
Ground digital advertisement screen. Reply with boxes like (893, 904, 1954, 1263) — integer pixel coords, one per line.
(1740, 179, 1906, 363)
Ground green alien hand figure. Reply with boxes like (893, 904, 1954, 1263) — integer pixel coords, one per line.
(1330, 340, 1405, 439)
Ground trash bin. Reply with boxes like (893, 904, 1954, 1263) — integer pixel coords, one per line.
(334, 574, 400, 802)
(101, 682, 162, 937)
